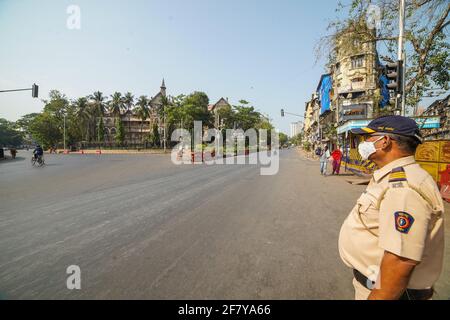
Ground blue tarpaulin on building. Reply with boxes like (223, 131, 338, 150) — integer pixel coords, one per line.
(318, 74, 332, 114)
(379, 74, 390, 108)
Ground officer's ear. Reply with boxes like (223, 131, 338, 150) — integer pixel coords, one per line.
(382, 135, 394, 150)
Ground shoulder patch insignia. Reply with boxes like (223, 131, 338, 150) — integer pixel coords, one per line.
(394, 211, 415, 234)
(389, 167, 407, 183)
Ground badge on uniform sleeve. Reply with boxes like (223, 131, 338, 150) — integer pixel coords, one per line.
(394, 211, 415, 234)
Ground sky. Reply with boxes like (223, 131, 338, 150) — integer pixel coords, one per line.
(0, 0, 438, 135)
(0, 0, 344, 134)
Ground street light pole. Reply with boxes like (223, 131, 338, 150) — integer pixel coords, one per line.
(398, 0, 406, 115)
(63, 114, 66, 151)
(163, 111, 167, 153)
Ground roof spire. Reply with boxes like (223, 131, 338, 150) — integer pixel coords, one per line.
(160, 78, 166, 96)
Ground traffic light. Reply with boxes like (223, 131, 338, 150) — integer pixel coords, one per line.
(32, 83, 39, 98)
(385, 61, 403, 94)
(281, 109, 285, 117)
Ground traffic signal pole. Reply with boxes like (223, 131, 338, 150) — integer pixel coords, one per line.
(397, 0, 406, 116)
(0, 84, 39, 98)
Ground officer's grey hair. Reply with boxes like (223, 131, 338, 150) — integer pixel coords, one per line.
(385, 133, 420, 154)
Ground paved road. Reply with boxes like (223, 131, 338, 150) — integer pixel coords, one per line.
(0, 150, 448, 299)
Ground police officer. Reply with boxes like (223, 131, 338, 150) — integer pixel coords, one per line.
(339, 115, 445, 300)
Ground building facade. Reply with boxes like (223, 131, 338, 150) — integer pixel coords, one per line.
(208, 97, 232, 129)
(421, 95, 450, 140)
(303, 93, 321, 150)
(333, 31, 380, 125)
(290, 121, 302, 138)
(102, 80, 167, 146)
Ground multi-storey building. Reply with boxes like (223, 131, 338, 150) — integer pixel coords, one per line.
(421, 95, 450, 140)
(290, 121, 303, 138)
(302, 93, 321, 150)
(103, 80, 167, 146)
(333, 27, 380, 126)
(303, 24, 384, 156)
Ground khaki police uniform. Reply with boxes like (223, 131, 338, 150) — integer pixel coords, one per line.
(339, 155, 445, 300)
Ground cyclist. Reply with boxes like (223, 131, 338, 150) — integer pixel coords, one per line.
(33, 144, 44, 161)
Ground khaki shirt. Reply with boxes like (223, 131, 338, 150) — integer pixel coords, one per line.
(339, 156, 445, 289)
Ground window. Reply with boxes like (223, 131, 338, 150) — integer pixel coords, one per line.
(335, 62, 341, 75)
(351, 55, 364, 69)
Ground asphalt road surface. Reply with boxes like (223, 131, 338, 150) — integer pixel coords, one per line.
(0, 149, 448, 299)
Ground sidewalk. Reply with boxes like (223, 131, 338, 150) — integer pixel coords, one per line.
(296, 147, 319, 161)
(51, 149, 168, 155)
(296, 147, 371, 184)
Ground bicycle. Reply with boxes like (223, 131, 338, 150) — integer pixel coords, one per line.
(31, 155, 45, 167)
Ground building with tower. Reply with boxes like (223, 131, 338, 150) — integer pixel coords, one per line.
(102, 79, 168, 146)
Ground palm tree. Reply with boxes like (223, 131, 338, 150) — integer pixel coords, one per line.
(135, 96, 149, 144)
(109, 92, 124, 119)
(90, 91, 107, 116)
(122, 92, 134, 112)
(122, 92, 134, 144)
(73, 97, 89, 141)
(89, 91, 107, 142)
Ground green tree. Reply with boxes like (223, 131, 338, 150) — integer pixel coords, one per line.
(147, 123, 160, 147)
(0, 118, 23, 147)
(215, 103, 234, 129)
(255, 116, 274, 148)
(322, 123, 337, 142)
(29, 112, 62, 149)
(15, 113, 39, 134)
(29, 90, 68, 148)
(72, 97, 90, 141)
(114, 118, 125, 146)
(279, 132, 289, 147)
(122, 92, 135, 112)
(97, 116, 105, 143)
(122, 92, 135, 139)
(90, 91, 107, 116)
(290, 133, 303, 146)
(109, 92, 124, 119)
(42, 90, 69, 118)
(233, 100, 261, 131)
(135, 95, 149, 143)
(181, 91, 212, 130)
(15, 113, 39, 145)
(89, 91, 107, 141)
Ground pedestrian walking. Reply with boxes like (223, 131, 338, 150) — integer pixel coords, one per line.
(339, 116, 444, 300)
(319, 146, 330, 176)
(331, 147, 342, 175)
(10, 147, 17, 159)
(315, 146, 322, 157)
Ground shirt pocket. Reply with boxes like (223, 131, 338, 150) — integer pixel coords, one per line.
(356, 192, 380, 232)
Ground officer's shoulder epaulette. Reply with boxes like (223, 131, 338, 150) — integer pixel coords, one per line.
(389, 166, 407, 183)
